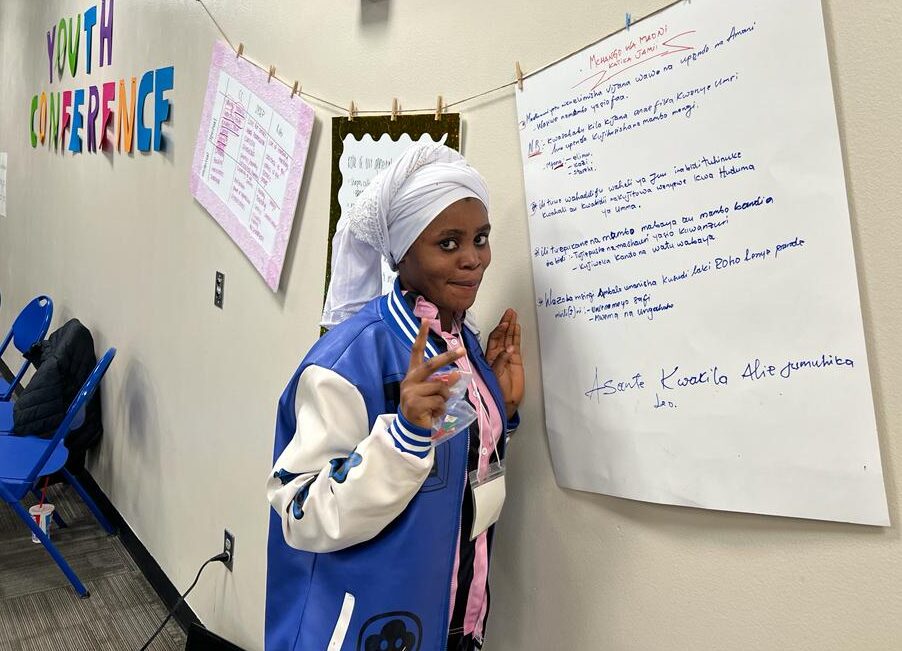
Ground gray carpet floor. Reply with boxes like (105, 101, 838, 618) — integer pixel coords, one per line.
(0, 482, 186, 650)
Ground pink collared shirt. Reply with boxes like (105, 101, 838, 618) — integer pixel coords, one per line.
(412, 296, 503, 642)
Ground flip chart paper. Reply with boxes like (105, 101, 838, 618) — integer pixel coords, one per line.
(515, 0, 887, 525)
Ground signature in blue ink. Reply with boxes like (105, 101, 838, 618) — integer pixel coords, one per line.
(585, 367, 645, 402)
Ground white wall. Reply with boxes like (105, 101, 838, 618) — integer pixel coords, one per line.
(1, 1, 901, 649)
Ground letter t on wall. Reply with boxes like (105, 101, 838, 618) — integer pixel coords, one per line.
(83, 6, 97, 75)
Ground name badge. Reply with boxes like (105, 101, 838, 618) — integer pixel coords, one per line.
(469, 461, 506, 540)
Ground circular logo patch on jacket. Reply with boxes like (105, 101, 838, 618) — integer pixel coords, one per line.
(358, 612, 422, 651)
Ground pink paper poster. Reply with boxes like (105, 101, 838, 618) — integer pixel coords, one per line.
(191, 41, 314, 291)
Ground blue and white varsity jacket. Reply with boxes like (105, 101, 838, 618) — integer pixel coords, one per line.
(265, 281, 513, 651)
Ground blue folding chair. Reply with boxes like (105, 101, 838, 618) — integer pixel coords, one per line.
(0, 295, 53, 401)
(0, 400, 87, 530)
(0, 347, 116, 598)
(0, 401, 10, 432)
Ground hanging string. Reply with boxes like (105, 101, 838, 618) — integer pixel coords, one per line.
(195, 0, 690, 115)
(444, 80, 519, 111)
(196, 0, 235, 51)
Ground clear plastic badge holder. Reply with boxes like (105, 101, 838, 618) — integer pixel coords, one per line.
(468, 460, 506, 540)
(430, 369, 476, 446)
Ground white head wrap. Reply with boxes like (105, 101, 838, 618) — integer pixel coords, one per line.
(321, 141, 489, 328)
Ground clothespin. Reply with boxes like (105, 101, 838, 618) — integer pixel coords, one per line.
(348, 100, 357, 121)
(391, 97, 399, 121)
(291, 81, 300, 98)
(236, 42, 244, 59)
(435, 95, 444, 121)
(268, 65, 276, 83)
(625, 13, 632, 31)
(515, 61, 524, 91)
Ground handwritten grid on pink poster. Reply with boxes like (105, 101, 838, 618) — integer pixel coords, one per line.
(191, 41, 314, 291)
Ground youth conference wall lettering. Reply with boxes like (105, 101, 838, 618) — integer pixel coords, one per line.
(29, 0, 174, 154)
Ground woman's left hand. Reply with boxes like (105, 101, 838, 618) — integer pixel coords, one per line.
(485, 308, 524, 420)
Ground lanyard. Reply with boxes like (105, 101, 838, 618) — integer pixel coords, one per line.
(463, 360, 502, 478)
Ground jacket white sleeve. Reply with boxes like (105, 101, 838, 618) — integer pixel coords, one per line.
(267, 364, 434, 553)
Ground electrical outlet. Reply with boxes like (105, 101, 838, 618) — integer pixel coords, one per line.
(223, 529, 235, 571)
(214, 272, 225, 309)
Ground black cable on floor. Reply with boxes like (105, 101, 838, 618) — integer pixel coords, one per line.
(138, 551, 230, 651)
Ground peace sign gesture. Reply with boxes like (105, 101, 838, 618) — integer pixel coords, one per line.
(400, 322, 466, 430)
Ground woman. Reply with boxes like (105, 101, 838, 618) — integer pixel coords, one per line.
(265, 142, 523, 651)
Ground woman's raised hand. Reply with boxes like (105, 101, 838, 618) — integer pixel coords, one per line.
(400, 322, 465, 430)
(486, 308, 524, 420)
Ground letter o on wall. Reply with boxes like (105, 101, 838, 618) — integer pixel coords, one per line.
(38, 92, 47, 143)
